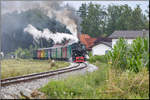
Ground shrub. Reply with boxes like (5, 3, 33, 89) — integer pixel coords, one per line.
(88, 52, 92, 57)
(106, 37, 149, 72)
(88, 55, 107, 63)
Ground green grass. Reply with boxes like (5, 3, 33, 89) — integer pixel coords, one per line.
(39, 62, 108, 99)
(39, 60, 149, 99)
(1, 59, 70, 79)
(88, 55, 107, 63)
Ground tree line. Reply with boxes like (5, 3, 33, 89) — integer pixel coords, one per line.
(78, 3, 149, 37)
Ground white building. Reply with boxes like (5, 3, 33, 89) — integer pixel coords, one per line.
(91, 30, 149, 56)
(92, 42, 112, 56)
(112, 38, 134, 47)
(108, 30, 149, 48)
(91, 37, 112, 56)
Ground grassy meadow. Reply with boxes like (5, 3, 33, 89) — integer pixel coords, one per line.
(1, 59, 70, 79)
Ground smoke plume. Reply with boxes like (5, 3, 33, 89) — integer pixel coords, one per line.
(24, 24, 78, 44)
(2, 1, 81, 43)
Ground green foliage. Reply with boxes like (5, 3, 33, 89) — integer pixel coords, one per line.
(40, 62, 108, 99)
(78, 3, 107, 37)
(127, 37, 149, 72)
(106, 37, 149, 72)
(106, 38, 128, 69)
(11, 45, 37, 59)
(78, 3, 149, 37)
(102, 67, 149, 99)
(40, 61, 149, 99)
(88, 51, 92, 57)
(88, 55, 107, 63)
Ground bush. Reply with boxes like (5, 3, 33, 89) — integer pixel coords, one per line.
(88, 55, 107, 63)
(106, 37, 149, 72)
(88, 52, 92, 57)
(10, 45, 37, 59)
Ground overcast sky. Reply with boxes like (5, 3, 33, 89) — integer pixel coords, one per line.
(1, 1, 149, 15)
(63, 1, 149, 14)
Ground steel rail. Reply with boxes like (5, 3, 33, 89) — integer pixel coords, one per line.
(1, 63, 79, 82)
(1, 63, 87, 86)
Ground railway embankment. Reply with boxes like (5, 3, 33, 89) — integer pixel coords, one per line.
(0, 62, 98, 99)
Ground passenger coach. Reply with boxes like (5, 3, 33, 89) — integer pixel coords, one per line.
(33, 42, 87, 63)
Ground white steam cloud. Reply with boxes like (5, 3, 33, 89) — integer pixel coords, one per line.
(24, 24, 78, 44)
(2, 1, 81, 44)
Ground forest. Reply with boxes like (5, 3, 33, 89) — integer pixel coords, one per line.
(78, 3, 149, 37)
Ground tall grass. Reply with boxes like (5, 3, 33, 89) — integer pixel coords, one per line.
(106, 37, 149, 72)
(101, 67, 149, 99)
(39, 61, 149, 99)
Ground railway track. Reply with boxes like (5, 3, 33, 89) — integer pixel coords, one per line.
(1, 63, 87, 87)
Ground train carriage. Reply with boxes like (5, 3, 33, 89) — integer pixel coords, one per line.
(48, 49, 51, 59)
(37, 50, 41, 59)
(51, 48, 55, 59)
(57, 47, 62, 59)
(33, 41, 87, 63)
(40, 50, 44, 59)
(45, 49, 48, 59)
(67, 46, 72, 59)
(62, 47, 67, 60)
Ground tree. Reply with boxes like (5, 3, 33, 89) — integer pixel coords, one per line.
(78, 3, 107, 37)
(78, 3, 88, 34)
(130, 5, 146, 30)
(87, 3, 101, 37)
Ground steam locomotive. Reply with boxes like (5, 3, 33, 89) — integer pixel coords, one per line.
(33, 41, 87, 63)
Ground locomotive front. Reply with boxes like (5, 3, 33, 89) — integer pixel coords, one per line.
(71, 41, 87, 63)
